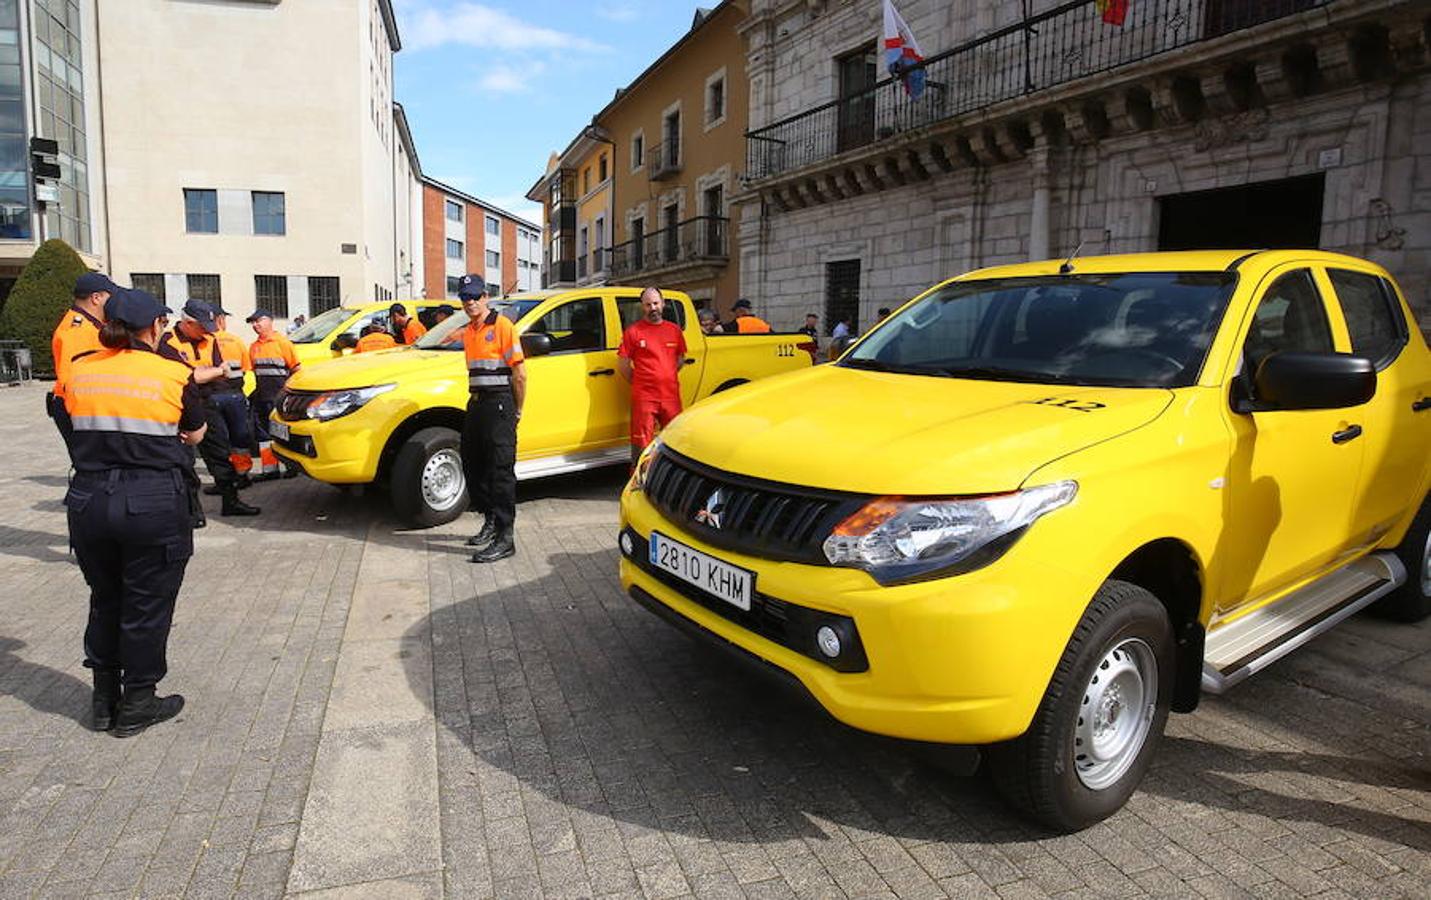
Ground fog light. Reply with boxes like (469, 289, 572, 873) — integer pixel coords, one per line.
(619, 533, 634, 556)
(816, 626, 841, 659)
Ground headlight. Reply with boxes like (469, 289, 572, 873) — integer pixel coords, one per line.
(628, 437, 662, 492)
(304, 384, 396, 421)
(822, 481, 1077, 584)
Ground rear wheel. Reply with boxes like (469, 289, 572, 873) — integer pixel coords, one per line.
(987, 579, 1173, 832)
(391, 427, 468, 527)
(1374, 494, 1431, 622)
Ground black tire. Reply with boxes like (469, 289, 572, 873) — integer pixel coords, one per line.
(390, 426, 468, 527)
(986, 579, 1174, 832)
(1373, 494, 1431, 622)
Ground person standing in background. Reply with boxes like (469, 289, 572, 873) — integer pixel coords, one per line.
(48, 272, 118, 459)
(618, 287, 687, 464)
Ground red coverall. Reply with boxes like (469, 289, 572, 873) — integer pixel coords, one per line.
(618, 319, 686, 451)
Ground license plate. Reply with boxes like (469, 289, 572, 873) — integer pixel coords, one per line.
(269, 419, 290, 441)
(649, 531, 753, 611)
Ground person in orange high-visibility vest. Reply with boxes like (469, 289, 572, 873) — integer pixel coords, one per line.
(211, 306, 255, 483)
(65, 287, 206, 737)
(730, 299, 772, 333)
(48, 272, 118, 459)
(355, 323, 398, 353)
(389, 303, 427, 344)
(459, 274, 525, 563)
(246, 309, 302, 480)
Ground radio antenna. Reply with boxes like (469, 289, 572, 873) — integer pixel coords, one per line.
(1058, 241, 1085, 275)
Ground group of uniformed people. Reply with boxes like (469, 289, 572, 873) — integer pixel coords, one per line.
(47, 269, 699, 737)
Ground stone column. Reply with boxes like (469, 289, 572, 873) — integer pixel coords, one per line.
(1029, 145, 1052, 261)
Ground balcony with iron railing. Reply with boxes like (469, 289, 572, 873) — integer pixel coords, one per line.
(745, 0, 1330, 182)
(610, 216, 728, 280)
(647, 139, 682, 180)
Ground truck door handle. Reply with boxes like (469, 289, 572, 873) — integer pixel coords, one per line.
(1414, 397, 1431, 412)
(684, 358, 696, 364)
(1331, 425, 1363, 444)
(588, 368, 615, 377)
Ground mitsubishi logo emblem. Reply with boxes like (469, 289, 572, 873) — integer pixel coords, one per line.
(694, 489, 726, 530)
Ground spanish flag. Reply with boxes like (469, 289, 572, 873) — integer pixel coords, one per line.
(1097, 0, 1129, 26)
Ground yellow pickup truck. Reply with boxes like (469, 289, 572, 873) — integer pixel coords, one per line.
(284, 300, 448, 366)
(271, 287, 815, 525)
(619, 250, 1431, 831)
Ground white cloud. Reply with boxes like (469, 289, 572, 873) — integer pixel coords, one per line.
(399, 1, 608, 53)
(487, 195, 544, 226)
(476, 65, 533, 95)
(596, 4, 640, 21)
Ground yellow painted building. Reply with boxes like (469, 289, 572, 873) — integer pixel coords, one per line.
(529, 2, 749, 312)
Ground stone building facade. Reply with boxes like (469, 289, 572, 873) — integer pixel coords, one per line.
(736, 0, 1431, 336)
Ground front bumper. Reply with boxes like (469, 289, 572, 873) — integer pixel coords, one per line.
(620, 486, 1100, 745)
(269, 402, 392, 483)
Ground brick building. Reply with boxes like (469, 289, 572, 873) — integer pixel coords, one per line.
(421, 178, 542, 300)
(736, 0, 1430, 335)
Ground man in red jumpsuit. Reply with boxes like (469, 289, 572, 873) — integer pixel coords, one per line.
(617, 286, 687, 463)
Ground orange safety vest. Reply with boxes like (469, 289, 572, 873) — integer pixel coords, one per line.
(214, 330, 251, 389)
(462, 311, 523, 393)
(160, 330, 221, 369)
(356, 332, 398, 353)
(735, 315, 772, 334)
(65, 347, 196, 472)
(398, 318, 427, 344)
(50, 306, 104, 398)
(248, 332, 300, 397)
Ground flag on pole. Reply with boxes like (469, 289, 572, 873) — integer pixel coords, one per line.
(1097, 0, 1129, 26)
(882, 0, 926, 100)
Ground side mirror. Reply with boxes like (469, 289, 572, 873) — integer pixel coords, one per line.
(520, 333, 553, 358)
(1252, 351, 1375, 411)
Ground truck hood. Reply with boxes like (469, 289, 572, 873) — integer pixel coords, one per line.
(285, 347, 462, 390)
(661, 365, 1174, 495)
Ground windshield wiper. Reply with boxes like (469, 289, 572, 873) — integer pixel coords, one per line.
(941, 365, 1089, 385)
(841, 358, 948, 376)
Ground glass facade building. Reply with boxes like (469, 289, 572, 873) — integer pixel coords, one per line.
(32, 0, 91, 251)
(0, 0, 30, 240)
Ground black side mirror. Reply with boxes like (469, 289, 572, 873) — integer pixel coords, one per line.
(520, 333, 552, 358)
(1251, 351, 1375, 411)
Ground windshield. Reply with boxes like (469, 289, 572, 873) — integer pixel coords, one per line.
(844, 273, 1236, 388)
(414, 299, 544, 350)
(288, 307, 358, 343)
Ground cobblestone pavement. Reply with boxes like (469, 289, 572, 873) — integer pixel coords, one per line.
(0, 381, 1427, 899)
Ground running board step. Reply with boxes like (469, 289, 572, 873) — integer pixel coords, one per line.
(1201, 552, 1406, 695)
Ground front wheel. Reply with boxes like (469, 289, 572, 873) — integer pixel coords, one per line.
(987, 579, 1173, 832)
(390, 427, 468, 527)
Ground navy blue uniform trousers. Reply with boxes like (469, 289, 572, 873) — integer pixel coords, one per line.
(66, 469, 194, 689)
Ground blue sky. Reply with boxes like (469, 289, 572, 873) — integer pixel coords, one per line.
(393, 1, 712, 226)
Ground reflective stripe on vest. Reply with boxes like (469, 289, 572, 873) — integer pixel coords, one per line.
(71, 415, 179, 436)
(467, 357, 511, 389)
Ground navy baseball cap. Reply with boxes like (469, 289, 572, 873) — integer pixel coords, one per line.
(107, 288, 170, 329)
(389, 302, 407, 315)
(74, 271, 119, 298)
(181, 299, 218, 333)
(246, 308, 275, 323)
(457, 274, 487, 300)
(732, 298, 753, 310)
(214, 305, 233, 317)
(434, 304, 456, 317)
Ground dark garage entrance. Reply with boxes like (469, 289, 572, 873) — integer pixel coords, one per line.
(1158, 173, 1325, 251)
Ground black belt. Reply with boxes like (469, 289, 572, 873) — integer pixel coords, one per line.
(72, 468, 185, 485)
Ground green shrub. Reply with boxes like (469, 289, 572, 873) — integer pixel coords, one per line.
(0, 239, 92, 375)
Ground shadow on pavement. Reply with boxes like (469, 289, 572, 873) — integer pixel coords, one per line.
(0, 636, 87, 726)
(402, 547, 1431, 849)
(0, 525, 71, 563)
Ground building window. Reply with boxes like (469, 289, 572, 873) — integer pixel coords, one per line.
(445, 199, 463, 222)
(184, 189, 217, 234)
(706, 75, 726, 126)
(486, 250, 500, 268)
(446, 276, 460, 298)
(599, 154, 608, 183)
(187, 274, 221, 304)
(255, 275, 289, 318)
(309, 276, 340, 314)
(486, 215, 499, 236)
(664, 110, 680, 163)
(252, 191, 286, 236)
(631, 132, 644, 171)
(582, 168, 590, 195)
(446, 238, 463, 260)
(131, 274, 166, 300)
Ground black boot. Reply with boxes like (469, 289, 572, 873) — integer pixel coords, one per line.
(221, 485, 261, 516)
(204, 475, 252, 495)
(469, 528, 515, 563)
(465, 517, 497, 547)
(280, 464, 300, 479)
(91, 669, 120, 732)
(112, 686, 184, 738)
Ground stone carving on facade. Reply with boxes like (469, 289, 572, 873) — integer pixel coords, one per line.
(1191, 107, 1271, 152)
(1370, 198, 1406, 250)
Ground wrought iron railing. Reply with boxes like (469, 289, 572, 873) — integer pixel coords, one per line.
(610, 216, 728, 277)
(745, 0, 1327, 180)
(647, 139, 682, 179)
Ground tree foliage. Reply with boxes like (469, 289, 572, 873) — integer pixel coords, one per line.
(0, 239, 91, 375)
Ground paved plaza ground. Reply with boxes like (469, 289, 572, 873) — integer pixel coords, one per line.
(0, 381, 1427, 899)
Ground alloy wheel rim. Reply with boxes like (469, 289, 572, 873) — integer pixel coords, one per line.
(421, 449, 465, 512)
(1073, 637, 1157, 791)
